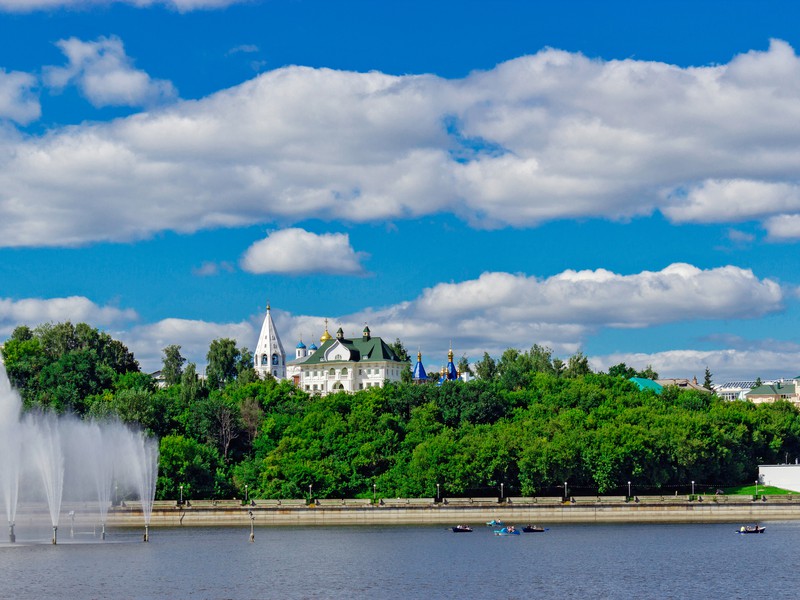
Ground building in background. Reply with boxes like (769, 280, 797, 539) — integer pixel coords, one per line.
(286, 323, 408, 395)
(253, 304, 287, 380)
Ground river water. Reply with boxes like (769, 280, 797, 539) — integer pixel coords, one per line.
(0, 522, 796, 599)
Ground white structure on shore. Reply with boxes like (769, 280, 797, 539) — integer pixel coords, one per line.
(759, 464, 800, 493)
(253, 304, 287, 380)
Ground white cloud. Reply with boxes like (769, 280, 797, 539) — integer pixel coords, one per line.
(123, 317, 254, 375)
(0, 296, 137, 337)
(1, 262, 784, 377)
(270, 263, 785, 377)
(192, 261, 234, 276)
(411, 263, 783, 327)
(44, 36, 177, 108)
(0, 69, 39, 124)
(0, 0, 244, 12)
(663, 179, 800, 225)
(240, 228, 367, 275)
(227, 44, 259, 56)
(764, 214, 800, 241)
(591, 348, 800, 387)
(10, 40, 800, 245)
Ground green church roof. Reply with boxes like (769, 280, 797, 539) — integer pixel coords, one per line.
(299, 334, 407, 366)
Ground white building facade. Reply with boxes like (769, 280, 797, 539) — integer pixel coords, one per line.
(287, 324, 408, 395)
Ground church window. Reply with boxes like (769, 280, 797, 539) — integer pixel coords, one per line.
(261, 354, 268, 365)
(341, 367, 348, 376)
(272, 354, 279, 365)
(329, 368, 335, 376)
(273, 370, 277, 377)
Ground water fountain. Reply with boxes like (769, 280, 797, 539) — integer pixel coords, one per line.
(0, 365, 158, 544)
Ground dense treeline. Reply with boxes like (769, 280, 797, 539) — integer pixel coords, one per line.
(3, 322, 799, 501)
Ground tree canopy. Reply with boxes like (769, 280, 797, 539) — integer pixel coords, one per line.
(3, 322, 798, 502)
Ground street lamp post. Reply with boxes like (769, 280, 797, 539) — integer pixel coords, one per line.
(564, 481, 568, 500)
(755, 479, 759, 498)
(309, 484, 313, 503)
(245, 484, 249, 504)
(691, 481, 695, 496)
(500, 482, 504, 501)
(180, 484, 183, 506)
(628, 481, 631, 499)
(436, 483, 440, 501)
(373, 483, 376, 503)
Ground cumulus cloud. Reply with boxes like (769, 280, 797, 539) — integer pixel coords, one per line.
(764, 214, 800, 241)
(44, 36, 177, 108)
(0, 0, 244, 12)
(122, 317, 254, 375)
(240, 228, 367, 275)
(9, 40, 800, 245)
(0, 296, 137, 337)
(269, 263, 786, 377)
(591, 348, 800, 388)
(0, 69, 39, 124)
(192, 261, 234, 276)
(2, 262, 782, 376)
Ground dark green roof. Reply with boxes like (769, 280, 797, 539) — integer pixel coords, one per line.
(747, 382, 796, 396)
(299, 335, 407, 365)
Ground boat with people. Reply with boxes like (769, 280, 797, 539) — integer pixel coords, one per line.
(494, 526, 520, 536)
(486, 519, 504, 527)
(737, 525, 765, 534)
(451, 525, 473, 533)
(522, 525, 548, 533)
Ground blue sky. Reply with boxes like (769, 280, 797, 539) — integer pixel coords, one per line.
(1, 0, 800, 383)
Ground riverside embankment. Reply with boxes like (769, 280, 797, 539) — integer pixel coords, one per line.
(104, 495, 800, 528)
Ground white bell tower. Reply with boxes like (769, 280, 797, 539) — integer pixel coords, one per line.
(254, 303, 286, 380)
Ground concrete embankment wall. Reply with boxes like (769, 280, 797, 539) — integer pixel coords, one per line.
(105, 499, 800, 528)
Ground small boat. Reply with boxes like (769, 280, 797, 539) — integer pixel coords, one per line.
(737, 525, 766, 534)
(494, 526, 520, 536)
(522, 525, 548, 533)
(451, 525, 473, 533)
(486, 519, 504, 527)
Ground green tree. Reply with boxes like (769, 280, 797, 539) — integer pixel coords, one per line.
(388, 338, 410, 363)
(162, 344, 185, 387)
(474, 352, 497, 380)
(608, 363, 637, 379)
(564, 352, 591, 378)
(638, 365, 659, 380)
(206, 338, 241, 389)
(528, 344, 556, 375)
(156, 435, 223, 500)
(457, 354, 473, 378)
(703, 366, 713, 391)
(180, 362, 203, 405)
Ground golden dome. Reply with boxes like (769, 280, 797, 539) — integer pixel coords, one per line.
(320, 318, 332, 343)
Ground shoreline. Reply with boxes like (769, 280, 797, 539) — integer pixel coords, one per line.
(101, 498, 800, 528)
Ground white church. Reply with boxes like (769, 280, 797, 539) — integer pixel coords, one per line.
(253, 305, 410, 395)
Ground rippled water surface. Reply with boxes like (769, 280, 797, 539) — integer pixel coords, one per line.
(0, 521, 796, 599)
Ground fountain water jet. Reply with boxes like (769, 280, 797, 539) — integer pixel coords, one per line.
(0, 365, 159, 544)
